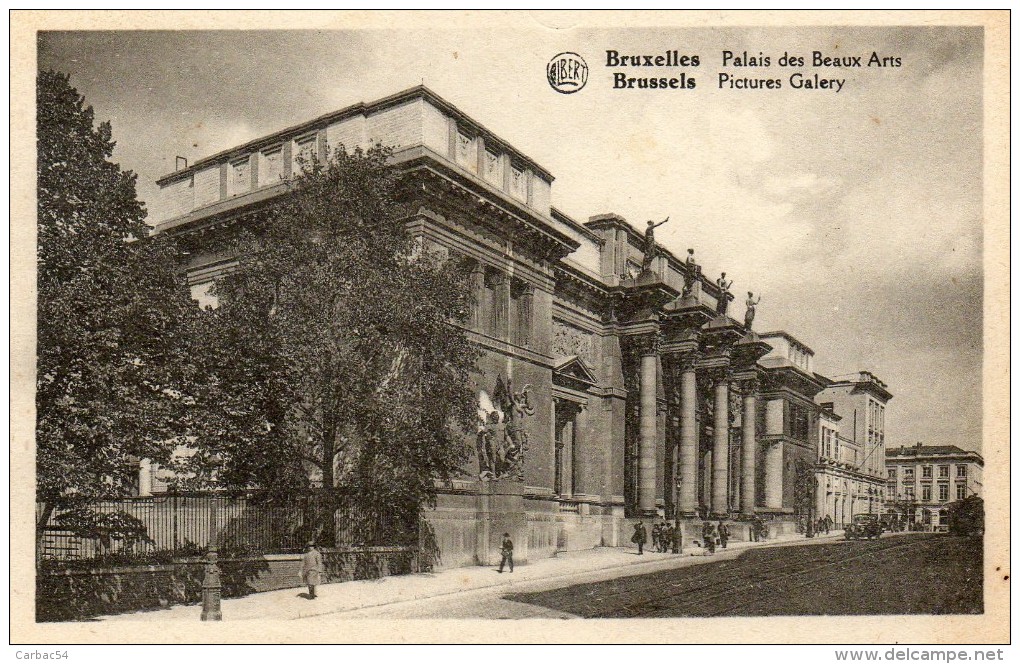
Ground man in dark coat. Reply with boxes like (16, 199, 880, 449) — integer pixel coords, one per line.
(498, 532, 514, 573)
(670, 522, 683, 554)
(301, 542, 324, 599)
(717, 520, 729, 549)
(651, 521, 662, 553)
(632, 521, 647, 554)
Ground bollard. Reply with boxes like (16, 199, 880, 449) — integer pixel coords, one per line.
(200, 545, 222, 621)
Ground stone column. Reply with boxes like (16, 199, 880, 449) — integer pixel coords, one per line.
(765, 441, 784, 508)
(711, 376, 730, 516)
(740, 383, 757, 516)
(677, 355, 699, 515)
(572, 405, 587, 496)
(638, 340, 658, 515)
(561, 418, 574, 498)
(470, 263, 485, 330)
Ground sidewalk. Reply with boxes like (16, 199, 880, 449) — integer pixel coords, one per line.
(99, 530, 847, 622)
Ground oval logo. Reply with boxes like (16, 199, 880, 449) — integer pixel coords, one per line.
(546, 52, 588, 94)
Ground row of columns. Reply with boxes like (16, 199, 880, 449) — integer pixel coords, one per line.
(634, 342, 768, 518)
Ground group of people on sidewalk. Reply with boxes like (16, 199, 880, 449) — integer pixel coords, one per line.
(631, 516, 781, 556)
(699, 520, 729, 554)
(631, 519, 684, 554)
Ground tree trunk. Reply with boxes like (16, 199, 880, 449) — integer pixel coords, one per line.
(319, 410, 337, 547)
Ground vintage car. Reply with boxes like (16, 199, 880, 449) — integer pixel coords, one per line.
(845, 514, 883, 540)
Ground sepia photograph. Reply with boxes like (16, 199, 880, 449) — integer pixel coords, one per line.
(10, 10, 1009, 647)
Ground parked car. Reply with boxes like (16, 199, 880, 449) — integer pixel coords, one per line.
(845, 514, 883, 540)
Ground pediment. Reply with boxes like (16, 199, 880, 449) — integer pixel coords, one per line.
(553, 355, 599, 389)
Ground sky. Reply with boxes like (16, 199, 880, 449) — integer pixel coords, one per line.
(37, 23, 984, 452)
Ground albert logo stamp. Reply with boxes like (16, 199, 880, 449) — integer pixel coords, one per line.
(547, 52, 588, 94)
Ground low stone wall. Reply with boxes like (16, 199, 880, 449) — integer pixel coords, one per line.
(37, 547, 417, 622)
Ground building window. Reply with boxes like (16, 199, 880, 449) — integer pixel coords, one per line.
(938, 484, 949, 502)
(904, 486, 915, 500)
(956, 465, 967, 478)
(921, 485, 932, 502)
(887, 468, 897, 479)
(509, 278, 533, 347)
(790, 403, 810, 442)
(484, 268, 508, 339)
(922, 465, 932, 478)
(939, 465, 950, 478)
(260, 147, 283, 185)
(903, 467, 914, 479)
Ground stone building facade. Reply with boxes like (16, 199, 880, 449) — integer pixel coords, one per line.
(149, 86, 889, 568)
(884, 444, 984, 531)
(815, 372, 893, 523)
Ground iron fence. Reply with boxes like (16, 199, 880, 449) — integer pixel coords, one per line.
(39, 491, 419, 563)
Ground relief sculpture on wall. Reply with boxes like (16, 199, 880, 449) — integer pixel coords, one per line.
(477, 375, 535, 481)
(552, 320, 596, 368)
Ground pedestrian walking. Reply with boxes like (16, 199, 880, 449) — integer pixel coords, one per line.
(671, 522, 683, 554)
(659, 520, 669, 552)
(717, 520, 729, 549)
(702, 521, 716, 554)
(301, 542, 324, 599)
(497, 532, 514, 572)
(651, 521, 662, 553)
(632, 521, 647, 555)
(825, 516, 832, 534)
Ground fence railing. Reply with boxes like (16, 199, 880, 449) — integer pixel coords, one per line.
(39, 491, 419, 563)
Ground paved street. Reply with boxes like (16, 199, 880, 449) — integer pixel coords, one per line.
(99, 532, 980, 622)
(507, 534, 982, 618)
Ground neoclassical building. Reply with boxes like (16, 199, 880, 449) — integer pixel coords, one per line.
(151, 86, 887, 568)
(885, 444, 983, 531)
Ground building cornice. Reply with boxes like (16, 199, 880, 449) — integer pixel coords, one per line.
(157, 85, 555, 187)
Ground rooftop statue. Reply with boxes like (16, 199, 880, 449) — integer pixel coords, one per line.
(716, 272, 733, 315)
(682, 248, 699, 297)
(745, 291, 762, 330)
(641, 217, 670, 273)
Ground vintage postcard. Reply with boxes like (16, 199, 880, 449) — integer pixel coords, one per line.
(10, 10, 1010, 646)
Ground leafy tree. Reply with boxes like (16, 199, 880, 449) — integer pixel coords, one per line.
(946, 495, 983, 537)
(186, 145, 479, 544)
(36, 71, 203, 557)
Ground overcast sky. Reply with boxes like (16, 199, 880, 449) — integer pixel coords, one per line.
(37, 25, 984, 452)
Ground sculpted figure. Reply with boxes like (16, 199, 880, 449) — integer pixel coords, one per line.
(476, 378, 536, 481)
(682, 248, 698, 297)
(744, 291, 762, 330)
(641, 217, 670, 273)
(716, 272, 733, 315)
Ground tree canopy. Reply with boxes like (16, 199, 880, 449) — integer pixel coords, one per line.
(188, 145, 480, 542)
(36, 71, 203, 540)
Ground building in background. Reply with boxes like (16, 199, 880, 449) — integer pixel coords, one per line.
(815, 372, 893, 521)
(885, 444, 984, 531)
